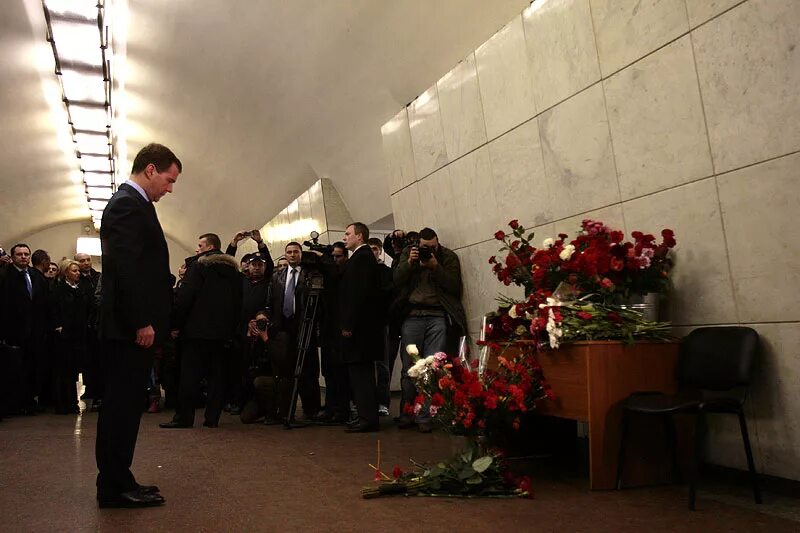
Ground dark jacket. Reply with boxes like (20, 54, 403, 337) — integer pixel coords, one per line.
(226, 241, 274, 279)
(266, 264, 315, 333)
(51, 280, 89, 345)
(99, 183, 173, 343)
(0, 265, 50, 345)
(172, 250, 243, 340)
(77, 268, 100, 327)
(338, 245, 383, 364)
(240, 275, 269, 335)
(392, 244, 467, 338)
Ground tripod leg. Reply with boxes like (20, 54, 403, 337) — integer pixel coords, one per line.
(284, 292, 319, 429)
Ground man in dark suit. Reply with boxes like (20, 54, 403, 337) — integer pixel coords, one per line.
(95, 143, 181, 508)
(0, 243, 50, 415)
(340, 223, 382, 433)
(265, 242, 321, 420)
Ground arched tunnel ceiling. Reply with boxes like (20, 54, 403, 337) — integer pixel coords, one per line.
(1, 0, 530, 249)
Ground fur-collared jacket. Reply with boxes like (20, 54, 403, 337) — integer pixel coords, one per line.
(172, 250, 243, 340)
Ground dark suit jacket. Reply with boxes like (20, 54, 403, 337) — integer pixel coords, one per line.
(338, 245, 382, 364)
(99, 183, 172, 344)
(0, 265, 50, 346)
(266, 265, 313, 332)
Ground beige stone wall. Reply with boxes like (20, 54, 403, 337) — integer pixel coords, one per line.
(382, 0, 800, 480)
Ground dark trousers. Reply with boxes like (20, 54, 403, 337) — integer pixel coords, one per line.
(348, 360, 378, 426)
(52, 338, 81, 413)
(376, 323, 400, 407)
(174, 339, 227, 426)
(275, 317, 321, 417)
(82, 330, 105, 400)
(95, 340, 153, 497)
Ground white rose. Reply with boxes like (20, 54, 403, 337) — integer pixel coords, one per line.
(406, 344, 419, 357)
(424, 355, 436, 365)
(542, 238, 555, 249)
(407, 365, 420, 378)
(508, 305, 518, 319)
(559, 244, 576, 261)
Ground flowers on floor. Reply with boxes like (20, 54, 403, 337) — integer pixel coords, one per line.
(361, 439, 533, 499)
(486, 219, 676, 347)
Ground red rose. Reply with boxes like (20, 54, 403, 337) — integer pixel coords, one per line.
(607, 311, 623, 324)
(600, 277, 614, 289)
(509, 219, 520, 229)
(576, 311, 593, 320)
(430, 392, 445, 407)
(494, 230, 506, 240)
(517, 475, 534, 498)
(392, 465, 403, 479)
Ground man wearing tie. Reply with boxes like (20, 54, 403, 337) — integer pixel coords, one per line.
(266, 242, 321, 420)
(95, 143, 181, 508)
(0, 244, 49, 416)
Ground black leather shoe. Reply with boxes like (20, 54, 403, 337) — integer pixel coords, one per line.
(159, 421, 192, 429)
(138, 484, 160, 494)
(98, 489, 165, 508)
(344, 421, 379, 433)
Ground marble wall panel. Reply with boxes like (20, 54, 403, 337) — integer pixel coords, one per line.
(390, 182, 422, 233)
(381, 108, 417, 194)
(436, 53, 487, 161)
(448, 146, 501, 250)
(416, 167, 457, 247)
(321, 178, 353, 232)
(297, 190, 312, 226)
(408, 85, 449, 179)
(749, 322, 800, 480)
(685, 0, 745, 28)
(475, 15, 537, 140)
(692, 0, 800, 173)
(538, 84, 620, 220)
(488, 119, 552, 228)
(553, 203, 626, 238)
(523, 0, 601, 111)
(622, 178, 737, 325)
(308, 179, 327, 236)
(717, 153, 800, 323)
(590, 0, 689, 76)
(604, 37, 713, 200)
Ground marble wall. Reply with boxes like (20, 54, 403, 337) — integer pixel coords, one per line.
(382, 0, 800, 480)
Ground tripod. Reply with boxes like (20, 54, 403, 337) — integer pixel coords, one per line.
(284, 282, 322, 429)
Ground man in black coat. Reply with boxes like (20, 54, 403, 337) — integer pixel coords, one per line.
(160, 233, 242, 429)
(265, 242, 321, 420)
(0, 243, 50, 415)
(75, 253, 104, 409)
(340, 223, 382, 433)
(95, 143, 181, 509)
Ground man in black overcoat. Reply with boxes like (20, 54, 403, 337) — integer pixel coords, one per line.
(340, 222, 382, 433)
(95, 143, 181, 508)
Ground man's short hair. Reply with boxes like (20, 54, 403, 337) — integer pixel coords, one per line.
(131, 143, 183, 174)
(198, 233, 221, 250)
(418, 227, 438, 241)
(285, 242, 302, 251)
(31, 249, 51, 267)
(10, 244, 31, 256)
(332, 242, 346, 253)
(348, 222, 369, 243)
(367, 237, 382, 248)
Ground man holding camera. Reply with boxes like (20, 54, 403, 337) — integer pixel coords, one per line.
(392, 227, 466, 431)
(227, 229, 274, 279)
(265, 242, 321, 421)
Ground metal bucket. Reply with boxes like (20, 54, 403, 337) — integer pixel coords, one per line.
(620, 293, 660, 322)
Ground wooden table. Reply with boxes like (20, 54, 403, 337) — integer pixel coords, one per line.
(490, 340, 683, 490)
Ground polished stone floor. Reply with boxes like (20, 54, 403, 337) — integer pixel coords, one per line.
(0, 408, 797, 532)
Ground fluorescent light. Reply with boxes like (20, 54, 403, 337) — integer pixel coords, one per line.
(50, 20, 103, 67)
(69, 105, 109, 130)
(81, 155, 111, 172)
(45, 0, 99, 21)
(87, 186, 113, 200)
(88, 199, 108, 211)
(61, 71, 106, 104)
(76, 237, 102, 256)
(84, 172, 113, 187)
(75, 132, 110, 154)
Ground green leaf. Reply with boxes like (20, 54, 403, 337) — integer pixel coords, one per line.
(461, 447, 474, 463)
(472, 456, 493, 473)
(458, 465, 476, 480)
(466, 474, 484, 485)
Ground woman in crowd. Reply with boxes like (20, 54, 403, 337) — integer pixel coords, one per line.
(50, 259, 89, 414)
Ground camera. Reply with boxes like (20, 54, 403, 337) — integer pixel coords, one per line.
(418, 245, 433, 262)
(0, 248, 6, 257)
(256, 318, 268, 331)
(303, 230, 333, 255)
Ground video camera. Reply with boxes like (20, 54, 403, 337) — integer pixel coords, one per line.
(303, 231, 333, 255)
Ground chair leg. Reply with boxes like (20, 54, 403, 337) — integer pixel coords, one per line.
(688, 414, 703, 511)
(615, 410, 629, 490)
(664, 415, 682, 484)
(737, 409, 762, 504)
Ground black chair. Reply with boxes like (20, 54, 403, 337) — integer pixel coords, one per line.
(615, 326, 762, 510)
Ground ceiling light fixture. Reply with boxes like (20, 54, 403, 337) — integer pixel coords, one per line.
(43, 0, 118, 229)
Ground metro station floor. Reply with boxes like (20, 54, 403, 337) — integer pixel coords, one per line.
(1, 408, 797, 532)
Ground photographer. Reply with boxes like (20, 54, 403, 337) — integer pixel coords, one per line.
(383, 230, 419, 262)
(226, 229, 274, 280)
(392, 227, 467, 432)
(239, 311, 281, 425)
(265, 242, 321, 420)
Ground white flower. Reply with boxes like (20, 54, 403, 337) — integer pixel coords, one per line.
(542, 237, 555, 249)
(538, 296, 563, 309)
(559, 244, 576, 261)
(545, 308, 562, 349)
(406, 344, 419, 358)
(508, 305, 518, 319)
(424, 355, 436, 365)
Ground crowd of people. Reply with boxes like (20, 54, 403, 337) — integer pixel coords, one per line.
(0, 218, 467, 435)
